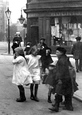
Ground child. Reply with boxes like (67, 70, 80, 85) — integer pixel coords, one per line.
(12, 47, 32, 102)
(25, 45, 41, 102)
(24, 42, 31, 55)
(43, 63, 56, 103)
(41, 47, 53, 103)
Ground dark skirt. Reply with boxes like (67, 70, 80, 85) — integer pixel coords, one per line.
(44, 67, 56, 87)
(44, 67, 78, 95)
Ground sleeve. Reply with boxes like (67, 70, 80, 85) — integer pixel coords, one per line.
(25, 55, 30, 63)
(13, 57, 23, 64)
(25, 55, 30, 59)
(37, 55, 41, 59)
(71, 44, 75, 54)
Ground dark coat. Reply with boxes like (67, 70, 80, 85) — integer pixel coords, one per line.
(37, 43, 53, 69)
(45, 55, 73, 95)
(37, 42, 48, 57)
(71, 41, 82, 59)
(13, 36, 22, 45)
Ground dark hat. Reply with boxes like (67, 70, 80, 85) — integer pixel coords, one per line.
(27, 42, 31, 45)
(40, 37, 45, 41)
(75, 37, 81, 41)
(56, 47, 66, 54)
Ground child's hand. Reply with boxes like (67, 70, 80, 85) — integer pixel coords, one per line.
(45, 68, 49, 75)
(58, 79, 62, 85)
(14, 54, 16, 59)
(49, 66, 54, 70)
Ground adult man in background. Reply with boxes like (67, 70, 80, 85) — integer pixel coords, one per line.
(71, 36, 82, 72)
(12, 32, 22, 54)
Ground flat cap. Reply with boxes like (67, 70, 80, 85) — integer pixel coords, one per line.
(40, 37, 45, 40)
(56, 47, 66, 54)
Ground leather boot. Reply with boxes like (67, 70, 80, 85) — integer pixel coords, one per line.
(30, 84, 35, 100)
(52, 94, 62, 107)
(49, 103, 59, 112)
(34, 84, 39, 102)
(16, 85, 26, 102)
(48, 95, 52, 103)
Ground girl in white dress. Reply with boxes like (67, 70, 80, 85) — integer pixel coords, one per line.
(12, 47, 32, 102)
(25, 45, 41, 102)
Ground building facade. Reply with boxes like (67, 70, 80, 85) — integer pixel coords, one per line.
(0, 0, 9, 41)
(24, 0, 82, 47)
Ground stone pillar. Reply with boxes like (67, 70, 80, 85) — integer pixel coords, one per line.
(45, 17, 51, 46)
(38, 17, 43, 40)
(39, 17, 46, 38)
(27, 18, 31, 42)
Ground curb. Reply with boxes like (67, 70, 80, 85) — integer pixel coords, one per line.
(1, 54, 13, 56)
(0, 52, 13, 56)
(73, 95, 82, 102)
(51, 54, 73, 58)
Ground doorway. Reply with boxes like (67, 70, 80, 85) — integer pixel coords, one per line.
(31, 25, 39, 46)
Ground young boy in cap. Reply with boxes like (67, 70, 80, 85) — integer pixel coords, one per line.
(49, 46, 73, 112)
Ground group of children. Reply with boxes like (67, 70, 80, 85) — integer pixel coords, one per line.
(12, 45, 46, 102)
(12, 44, 79, 113)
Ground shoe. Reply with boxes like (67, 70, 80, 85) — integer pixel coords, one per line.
(76, 69, 79, 72)
(30, 95, 35, 100)
(16, 98, 26, 102)
(48, 99, 52, 103)
(48, 96, 52, 103)
(49, 107, 59, 112)
(34, 97, 39, 102)
(52, 103, 56, 107)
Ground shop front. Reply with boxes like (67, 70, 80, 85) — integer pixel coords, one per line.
(24, 0, 82, 53)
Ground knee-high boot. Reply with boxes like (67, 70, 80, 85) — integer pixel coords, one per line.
(49, 94, 61, 112)
(48, 88, 52, 103)
(16, 85, 26, 102)
(30, 84, 34, 100)
(34, 84, 39, 102)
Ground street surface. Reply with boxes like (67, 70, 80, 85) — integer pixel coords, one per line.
(0, 42, 13, 54)
(0, 41, 82, 115)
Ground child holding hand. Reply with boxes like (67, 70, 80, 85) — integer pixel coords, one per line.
(12, 47, 32, 102)
(25, 45, 41, 102)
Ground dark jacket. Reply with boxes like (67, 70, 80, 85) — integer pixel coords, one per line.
(37, 43, 53, 67)
(47, 55, 73, 95)
(37, 42, 48, 57)
(45, 55, 78, 95)
(71, 41, 82, 59)
(13, 36, 22, 45)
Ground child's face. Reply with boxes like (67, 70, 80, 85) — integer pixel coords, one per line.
(15, 51, 19, 57)
(32, 50, 37, 56)
(56, 50, 62, 57)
